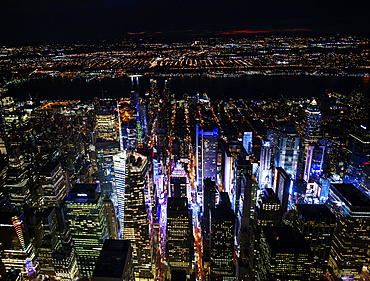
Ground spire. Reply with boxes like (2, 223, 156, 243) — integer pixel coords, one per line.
(117, 101, 124, 151)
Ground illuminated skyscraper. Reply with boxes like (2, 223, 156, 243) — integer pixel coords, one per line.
(303, 145, 325, 182)
(275, 124, 300, 180)
(210, 195, 236, 280)
(112, 150, 152, 279)
(64, 183, 107, 278)
(5, 146, 29, 211)
(294, 204, 336, 279)
(304, 99, 321, 147)
(96, 110, 117, 141)
(170, 162, 190, 201)
(255, 188, 281, 227)
(196, 125, 218, 204)
(259, 139, 272, 189)
(0, 197, 37, 278)
(326, 183, 370, 280)
(243, 132, 253, 155)
(166, 197, 193, 279)
(95, 140, 120, 195)
(39, 161, 68, 208)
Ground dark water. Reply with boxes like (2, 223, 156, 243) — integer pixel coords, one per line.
(6, 74, 370, 101)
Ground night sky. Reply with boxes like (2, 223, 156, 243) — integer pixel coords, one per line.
(1, 0, 370, 44)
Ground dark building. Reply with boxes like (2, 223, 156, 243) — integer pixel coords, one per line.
(203, 178, 217, 232)
(294, 204, 336, 279)
(92, 239, 134, 281)
(273, 167, 290, 214)
(257, 226, 312, 281)
(326, 183, 370, 280)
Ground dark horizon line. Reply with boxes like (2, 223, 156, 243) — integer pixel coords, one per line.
(2, 28, 370, 47)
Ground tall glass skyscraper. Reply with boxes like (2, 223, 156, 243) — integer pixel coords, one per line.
(275, 124, 300, 180)
(64, 183, 107, 278)
(196, 125, 218, 205)
(113, 150, 153, 279)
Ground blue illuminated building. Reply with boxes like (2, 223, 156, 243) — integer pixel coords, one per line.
(196, 125, 218, 206)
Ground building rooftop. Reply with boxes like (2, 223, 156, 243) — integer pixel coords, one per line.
(262, 226, 311, 255)
(67, 183, 100, 203)
(296, 204, 335, 220)
(93, 239, 131, 279)
(331, 183, 370, 211)
(167, 197, 188, 212)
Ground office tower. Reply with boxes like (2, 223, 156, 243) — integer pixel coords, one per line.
(203, 178, 217, 232)
(259, 139, 272, 189)
(255, 188, 282, 227)
(257, 226, 312, 281)
(112, 150, 152, 279)
(103, 194, 119, 240)
(95, 140, 120, 195)
(275, 124, 300, 180)
(196, 125, 218, 204)
(326, 183, 370, 280)
(170, 162, 189, 200)
(243, 132, 253, 155)
(96, 110, 117, 141)
(166, 197, 193, 279)
(220, 140, 236, 211)
(210, 195, 236, 280)
(303, 145, 325, 182)
(0, 197, 37, 278)
(295, 204, 336, 279)
(5, 146, 29, 210)
(39, 161, 68, 208)
(170, 177, 187, 198)
(304, 99, 321, 148)
(238, 165, 258, 232)
(92, 239, 134, 281)
(273, 167, 290, 214)
(64, 183, 107, 278)
(32, 207, 78, 280)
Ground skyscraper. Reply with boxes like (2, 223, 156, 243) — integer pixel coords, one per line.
(255, 188, 282, 227)
(112, 150, 152, 279)
(166, 197, 193, 279)
(210, 195, 236, 280)
(275, 124, 300, 180)
(96, 110, 117, 141)
(257, 227, 312, 281)
(303, 145, 325, 182)
(326, 183, 370, 280)
(64, 183, 107, 278)
(196, 125, 218, 205)
(294, 204, 336, 279)
(92, 239, 134, 281)
(95, 140, 120, 195)
(273, 167, 290, 214)
(39, 161, 68, 208)
(243, 132, 253, 155)
(259, 139, 272, 189)
(304, 99, 321, 148)
(0, 197, 37, 278)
